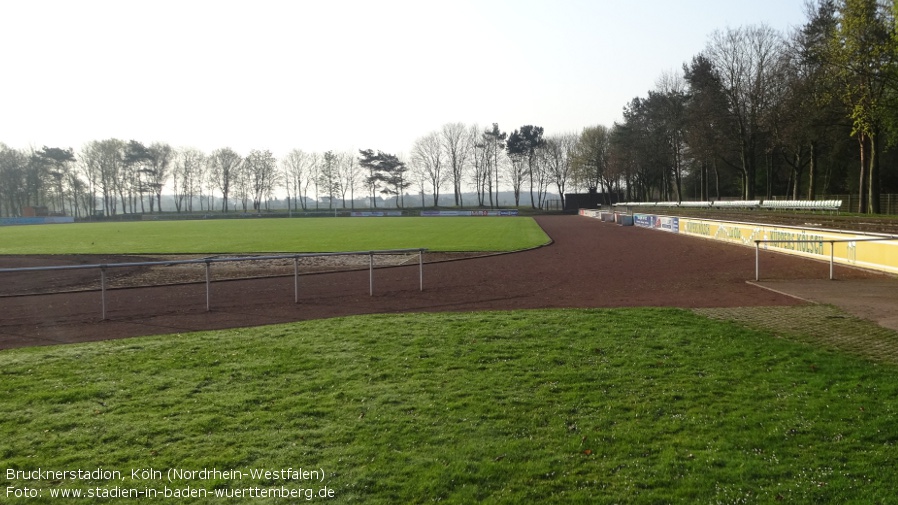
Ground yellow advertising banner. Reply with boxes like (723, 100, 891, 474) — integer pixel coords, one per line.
(676, 217, 898, 275)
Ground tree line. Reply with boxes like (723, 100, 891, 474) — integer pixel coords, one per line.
(611, 0, 898, 213)
(0, 122, 606, 217)
(4, 0, 898, 217)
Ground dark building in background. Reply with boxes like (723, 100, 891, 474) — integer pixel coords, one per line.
(564, 188, 622, 212)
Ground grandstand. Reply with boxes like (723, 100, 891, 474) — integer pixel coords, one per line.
(612, 199, 842, 212)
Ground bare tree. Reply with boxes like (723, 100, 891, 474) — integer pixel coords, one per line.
(705, 24, 786, 199)
(196, 158, 213, 211)
(146, 142, 173, 212)
(504, 138, 527, 206)
(481, 123, 506, 207)
(208, 147, 242, 212)
(67, 171, 91, 218)
(318, 151, 340, 209)
(130, 144, 158, 213)
(172, 147, 205, 212)
(80, 139, 126, 216)
(282, 148, 313, 211)
(467, 124, 489, 206)
(309, 153, 323, 210)
(466, 123, 506, 207)
(572, 125, 611, 196)
(34, 146, 76, 215)
(412, 131, 446, 207)
(408, 155, 428, 208)
(0, 144, 29, 217)
(305, 152, 319, 210)
(440, 122, 470, 207)
(244, 149, 277, 212)
(337, 151, 359, 208)
(543, 133, 578, 209)
(532, 143, 552, 208)
(76, 144, 101, 217)
(232, 158, 251, 212)
(652, 71, 689, 202)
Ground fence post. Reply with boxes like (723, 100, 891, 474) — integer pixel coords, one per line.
(755, 242, 760, 281)
(205, 260, 211, 311)
(369, 252, 374, 296)
(100, 265, 107, 320)
(419, 249, 424, 291)
(294, 256, 299, 303)
(830, 241, 835, 280)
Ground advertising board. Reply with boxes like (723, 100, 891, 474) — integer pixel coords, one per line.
(420, 210, 520, 217)
(633, 214, 678, 233)
(350, 211, 402, 217)
(657, 216, 679, 233)
(0, 217, 75, 226)
(677, 217, 898, 275)
(634, 214, 654, 228)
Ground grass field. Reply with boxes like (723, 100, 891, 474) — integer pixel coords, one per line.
(0, 217, 550, 255)
(2, 308, 897, 503)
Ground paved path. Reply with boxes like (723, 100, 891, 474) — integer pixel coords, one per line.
(752, 278, 898, 331)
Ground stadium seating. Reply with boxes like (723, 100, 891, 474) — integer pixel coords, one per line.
(760, 199, 842, 212)
(712, 200, 762, 209)
(611, 199, 842, 213)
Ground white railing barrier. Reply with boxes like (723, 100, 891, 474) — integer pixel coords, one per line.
(753, 237, 895, 281)
(0, 249, 427, 320)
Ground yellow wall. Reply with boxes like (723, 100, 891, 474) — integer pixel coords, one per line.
(676, 217, 898, 275)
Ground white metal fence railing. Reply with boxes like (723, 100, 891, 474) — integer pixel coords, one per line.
(0, 249, 427, 320)
(753, 237, 896, 281)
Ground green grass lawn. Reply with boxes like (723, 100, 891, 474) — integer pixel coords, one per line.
(2, 308, 896, 503)
(0, 217, 549, 255)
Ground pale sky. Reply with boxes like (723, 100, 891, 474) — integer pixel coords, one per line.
(1, 0, 808, 159)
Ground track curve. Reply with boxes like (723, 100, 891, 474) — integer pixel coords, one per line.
(0, 215, 884, 349)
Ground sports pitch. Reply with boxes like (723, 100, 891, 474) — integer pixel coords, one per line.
(0, 217, 550, 255)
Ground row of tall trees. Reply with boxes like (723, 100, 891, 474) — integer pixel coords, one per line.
(1, 141, 281, 217)
(1, 122, 595, 217)
(610, 0, 898, 213)
(408, 123, 593, 211)
(369, 122, 586, 210)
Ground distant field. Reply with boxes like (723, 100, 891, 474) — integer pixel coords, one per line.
(2, 308, 896, 503)
(0, 217, 550, 255)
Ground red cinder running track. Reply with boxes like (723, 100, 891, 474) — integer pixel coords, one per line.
(0, 215, 876, 349)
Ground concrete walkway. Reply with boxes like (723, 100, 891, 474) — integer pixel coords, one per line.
(750, 278, 898, 332)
